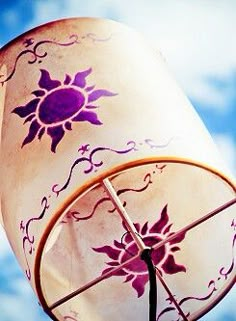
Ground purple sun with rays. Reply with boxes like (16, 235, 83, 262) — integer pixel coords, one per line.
(93, 205, 186, 298)
(12, 68, 117, 152)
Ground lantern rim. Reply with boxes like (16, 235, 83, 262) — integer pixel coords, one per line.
(34, 156, 235, 321)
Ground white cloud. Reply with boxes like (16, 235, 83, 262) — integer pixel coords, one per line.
(24, 0, 236, 111)
(113, 0, 236, 110)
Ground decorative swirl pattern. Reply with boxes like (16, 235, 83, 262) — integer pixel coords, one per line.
(231, 219, 236, 230)
(178, 280, 217, 306)
(61, 164, 166, 223)
(0, 33, 112, 85)
(52, 138, 171, 197)
(20, 197, 49, 280)
(157, 219, 236, 320)
(64, 316, 78, 321)
(19, 137, 172, 280)
(144, 137, 174, 149)
(157, 281, 217, 320)
(219, 230, 235, 280)
(82, 32, 112, 42)
(63, 310, 79, 321)
(52, 141, 138, 196)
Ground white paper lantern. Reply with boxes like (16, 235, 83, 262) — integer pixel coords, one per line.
(0, 18, 235, 321)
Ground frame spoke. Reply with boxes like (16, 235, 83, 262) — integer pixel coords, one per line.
(49, 251, 140, 310)
(155, 268, 189, 321)
(102, 178, 147, 251)
(152, 197, 236, 252)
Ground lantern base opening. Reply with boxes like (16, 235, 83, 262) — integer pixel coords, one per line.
(34, 160, 235, 321)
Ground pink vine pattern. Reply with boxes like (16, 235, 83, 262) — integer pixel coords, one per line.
(61, 163, 166, 224)
(19, 138, 171, 279)
(157, 219, 236, 320)
(52, 140, 138, 196)
(20, 197, 49, 280)
(63, 310, 79, 321)
(0, 33, 112, 85)
(219, 230, 235, 280)
(52, 138, 172, 197)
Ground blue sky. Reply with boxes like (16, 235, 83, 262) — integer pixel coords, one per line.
(0, 1, 235, 320)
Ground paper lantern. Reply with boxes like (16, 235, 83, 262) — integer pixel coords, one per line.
(0, 17, 235, 321)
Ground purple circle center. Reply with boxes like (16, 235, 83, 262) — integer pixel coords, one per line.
(121, 236, 166, 273)
(38, 88, 85, 124)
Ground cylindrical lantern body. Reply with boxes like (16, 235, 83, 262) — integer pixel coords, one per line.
(0, 18, 235, 321)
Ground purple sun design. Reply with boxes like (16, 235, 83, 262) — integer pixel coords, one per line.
(12, 68, 117, 152)
(93, 205, 186, 298)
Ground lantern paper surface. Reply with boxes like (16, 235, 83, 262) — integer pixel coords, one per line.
(0, 18, 235, 321)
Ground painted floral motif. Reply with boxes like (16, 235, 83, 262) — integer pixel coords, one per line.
(12, 68, 117, 152)
(93, 205, 186, 297)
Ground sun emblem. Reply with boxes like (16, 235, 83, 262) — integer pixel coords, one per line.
(93, 205, 186, 297)
(12, 68, 117, 152)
